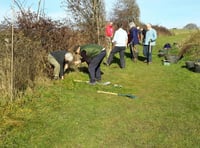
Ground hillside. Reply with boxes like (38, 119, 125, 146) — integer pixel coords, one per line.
(0, 30, 200, 147)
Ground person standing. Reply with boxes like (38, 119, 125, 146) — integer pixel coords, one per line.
(48, 50, 74, 80)
(106, 23, 128, 68)
(74, 44, 106, 85)
(128, 22, 140, 62)
(143, 24, 157, 63)
(140, 27, 147, 60)
(105, 21, 114, 58)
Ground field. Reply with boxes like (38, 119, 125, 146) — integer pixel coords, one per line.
(0, 30, 200, 147)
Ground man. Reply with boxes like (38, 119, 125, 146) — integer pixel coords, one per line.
(143, 23, 157, 64)
(74, 44, 106, 85)
(106, 23, 128, 68)
(128, 22, 140, 62)
(105, 21, 114, 58)
(140, 27, 147, 59)
(48, 50, 73, 80)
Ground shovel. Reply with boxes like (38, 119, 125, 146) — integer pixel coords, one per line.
(97, 90, 136, 99)
(147, 41, 151, 65)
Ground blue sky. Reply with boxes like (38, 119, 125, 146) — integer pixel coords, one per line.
(0, 0, 199, 28)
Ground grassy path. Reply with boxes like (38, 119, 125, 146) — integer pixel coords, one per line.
(0, 31, 200, 147)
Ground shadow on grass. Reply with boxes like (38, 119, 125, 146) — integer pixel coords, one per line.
(124, 52, 146, 62)
(181, 65, 196, 73)
(78, 67, 88, 74)
(77, 66, 104, 75)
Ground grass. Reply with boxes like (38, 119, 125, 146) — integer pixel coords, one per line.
(0, 30, 200, 147)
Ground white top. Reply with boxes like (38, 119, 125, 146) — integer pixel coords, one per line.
(112, 28, 128, 47)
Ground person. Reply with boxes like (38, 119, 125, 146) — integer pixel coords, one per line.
(48, 50, 73, 80)
(106, 23, 128, 68)
(128, 22, 140, 62)
(74, 44, 106, 85)
(140, 27, 147, 59)
(105, 21, 114, 58)
(143, 23, 157, 64)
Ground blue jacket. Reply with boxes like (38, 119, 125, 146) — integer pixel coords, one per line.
(144, 28, 157, 46)
(129, 27, 139, 45)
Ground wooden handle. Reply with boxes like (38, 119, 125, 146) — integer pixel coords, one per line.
(74, 79, 89, 83)
(97, 90, 118, 96)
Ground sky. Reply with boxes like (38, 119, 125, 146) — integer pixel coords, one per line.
(0, 0, 200, 29)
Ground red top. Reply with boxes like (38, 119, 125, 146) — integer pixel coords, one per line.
(105, 24, 114, 37)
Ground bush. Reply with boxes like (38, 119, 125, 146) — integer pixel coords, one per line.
(0, 11, 77, 102)
(179, 31, 200, 61)
(153, 25, 173, 36)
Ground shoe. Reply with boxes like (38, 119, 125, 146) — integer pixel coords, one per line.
(133, 58, 137, 62)
(103, 62, 109, 66)
(144, 60, 147, 63)
(89, 82, 96, 85)
(53, 76, 59, 80)
(96, 79, 101, 82)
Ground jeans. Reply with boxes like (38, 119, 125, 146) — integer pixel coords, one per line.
(88, 50, 106, 83)
(143, 45, 154, 62)
(107, 46, 126, 68)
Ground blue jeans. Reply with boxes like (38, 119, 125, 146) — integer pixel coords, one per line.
(107, 46, 126, 68)
(88, 50, 106, 83)
(143, 45, 153, 62)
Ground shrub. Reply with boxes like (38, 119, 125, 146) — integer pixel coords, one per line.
(153, 25, 173, 36)
(179, 31, 200, 61)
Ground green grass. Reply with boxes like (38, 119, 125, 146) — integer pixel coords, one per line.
(0, 31, 200, 147)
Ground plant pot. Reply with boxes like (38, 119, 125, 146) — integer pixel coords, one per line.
(158, 52, 165, 57)
(165, 55, 178, 63)
(185, 61, 195, 69)
(194, 62, 200, 73)
(163, 60, 170, 66)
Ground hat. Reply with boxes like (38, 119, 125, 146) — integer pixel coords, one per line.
(129, 22, 135, 28)
(65, 52, 73, 62)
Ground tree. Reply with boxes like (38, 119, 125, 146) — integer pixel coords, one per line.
(62, 0, 106, 44)
(110, 0, 140, 25)
(183, 23, 199, 30)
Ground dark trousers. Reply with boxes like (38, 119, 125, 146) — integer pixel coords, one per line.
(107, 46, 126, 68)
(88, 50, 106, 83)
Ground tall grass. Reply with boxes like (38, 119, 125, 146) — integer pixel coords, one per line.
(0, 30, 200, 147)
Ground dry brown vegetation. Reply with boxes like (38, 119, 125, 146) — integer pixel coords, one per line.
(179, 31, 200, 60)
(153, 25, 173, 36)
(0, 10, 84, 102)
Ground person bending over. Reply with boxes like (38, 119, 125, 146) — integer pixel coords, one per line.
(74, 44, 106, 85)
(48, 50, 73, 80)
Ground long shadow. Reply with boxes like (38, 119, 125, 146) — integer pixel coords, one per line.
(65, 67, 76, 74)
(103, 55, 122, 68)
(125, 51, 146, 62)
(124, 52, 132, 59)
(181, 65, 195, 73)
(78, 66, 88, 74)
(138, 56, 146, 62)
(112, 56, 121, 67)
(77, 66, 104, 75)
